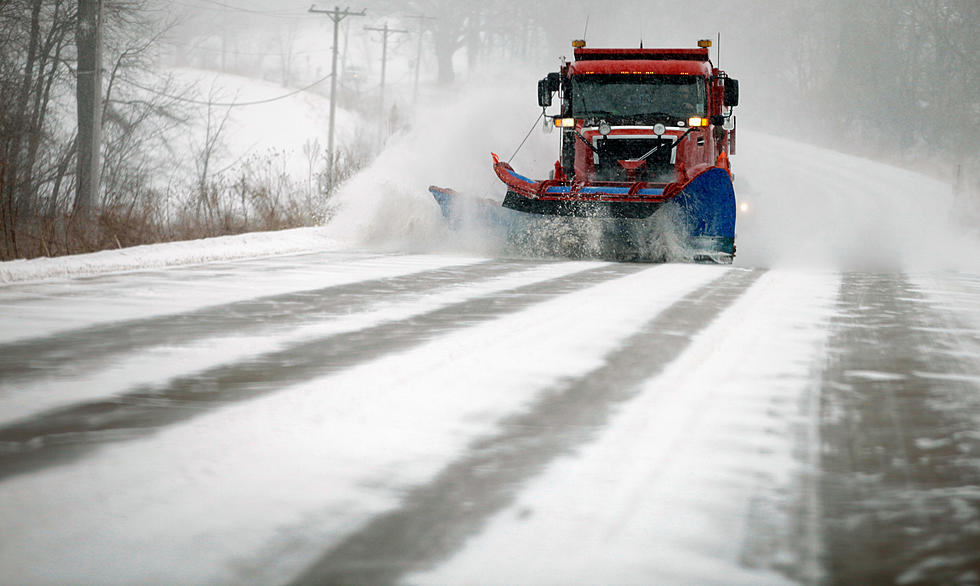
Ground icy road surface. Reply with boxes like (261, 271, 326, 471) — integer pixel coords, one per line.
(1, 250, 979, 585)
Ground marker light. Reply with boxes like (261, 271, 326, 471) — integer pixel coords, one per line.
(688, 117, 709, 127)
(554, 118, 576, 128)
(572, 39, 586, 48)
(698, 39, 712, 48)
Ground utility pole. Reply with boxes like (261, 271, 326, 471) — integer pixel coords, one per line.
(75, 0, 103, 218)
(309, 5, 365, 185)
(364, 22, 408, 139)
(406, 14, 436, 105)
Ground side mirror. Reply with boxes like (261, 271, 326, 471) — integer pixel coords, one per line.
(724, 78, 739, 107)
(538, 78, 552, 108)
(538, 72, 561, 108)
(546, 72, 561, 91)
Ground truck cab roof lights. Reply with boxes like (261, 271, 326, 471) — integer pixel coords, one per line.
(572, 39, 586, 48)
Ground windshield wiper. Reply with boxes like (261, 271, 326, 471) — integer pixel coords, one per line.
(631, 128, 696, 162)
(574, 129, 600, 154)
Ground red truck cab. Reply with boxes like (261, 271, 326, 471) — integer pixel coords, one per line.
(542, 42, 738, 188)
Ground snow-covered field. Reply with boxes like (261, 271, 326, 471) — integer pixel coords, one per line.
(2, 81, 980, 584)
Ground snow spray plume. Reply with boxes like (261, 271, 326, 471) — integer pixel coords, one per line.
(732, 132, 980, 272)
(323, 71, 556, 256)
(322, 69, 696, 263)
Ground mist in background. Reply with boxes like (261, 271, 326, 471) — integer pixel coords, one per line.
(164, 0, 978, 167)
(3, 0, 977, 267)
(171, 0, 979, 269)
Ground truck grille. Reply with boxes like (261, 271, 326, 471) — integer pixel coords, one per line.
(594, 137, 674, 182)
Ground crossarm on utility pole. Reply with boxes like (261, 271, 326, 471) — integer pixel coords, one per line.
(309, 5, 366, 186)
(363, 22, 408, 126)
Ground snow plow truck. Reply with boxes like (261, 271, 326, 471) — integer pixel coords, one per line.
(430, 39, 740, 262)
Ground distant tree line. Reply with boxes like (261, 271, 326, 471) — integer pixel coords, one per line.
(717, 0, 978, 167)
(826, 0, 979, 160)
(377, 0, 978, 169)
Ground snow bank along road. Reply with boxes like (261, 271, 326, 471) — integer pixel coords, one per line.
(1, 250, 979, 585)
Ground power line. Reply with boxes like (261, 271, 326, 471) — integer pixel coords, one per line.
(119, 72, 334, 107)
(166, 40, 333, 58)
(197, 0, 302, 14)
(169, 0, 312, 20)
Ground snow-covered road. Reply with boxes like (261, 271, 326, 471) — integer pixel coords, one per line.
(2, 125, 980, 584)
(2, 248, 979, 585)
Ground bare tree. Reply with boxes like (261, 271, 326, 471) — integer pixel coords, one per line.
(1, 0, 76, 257)
(0, 0, 189, 259)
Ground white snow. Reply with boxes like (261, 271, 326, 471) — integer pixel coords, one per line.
(0, 226, 342, 284)
(406, 269, 839, 586)
(1, 60, 979, 586)
(910, 272, 980, 333)
(0, 263, 725, 585)
(0, 259, 603, 425)
(320, 71, 564, 255)
(843, 370, 908, 382)
(0, 250, 486, 343)
(148, 68, 363, 190)
(733, 131, 980, 272)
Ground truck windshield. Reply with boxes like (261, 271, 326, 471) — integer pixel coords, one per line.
(571, 74, 706, 119)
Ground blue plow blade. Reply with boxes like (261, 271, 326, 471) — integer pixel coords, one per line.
(430, 168, 736, 263)
(429, 186, 528, 233)
(669, 167, 736, 260)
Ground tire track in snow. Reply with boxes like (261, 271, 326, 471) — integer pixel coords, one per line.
(0, 259, 534, 383)
(819, 273, 980, 584)
(288, 268, 763, 585)
(0, 263, 645, 482)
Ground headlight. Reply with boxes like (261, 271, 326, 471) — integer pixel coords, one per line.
(688, 117, 708, 127)
(553, 118, 576, 128)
